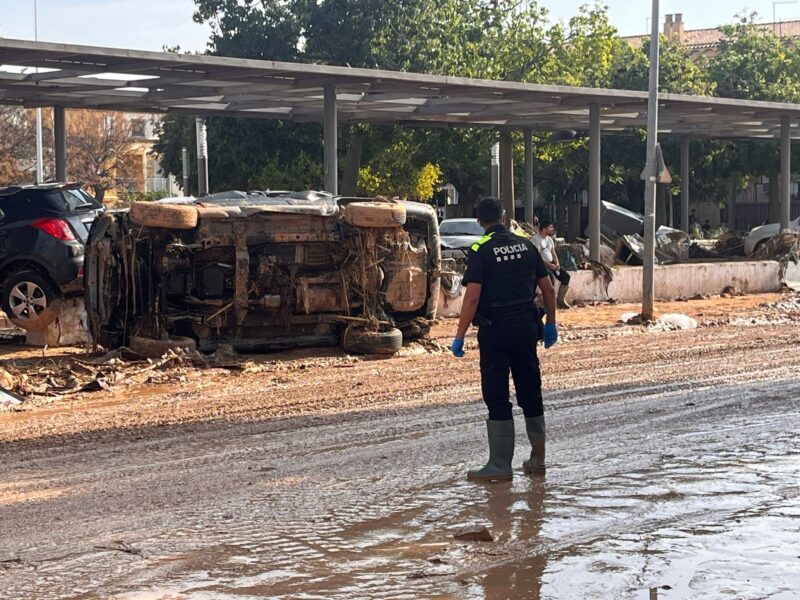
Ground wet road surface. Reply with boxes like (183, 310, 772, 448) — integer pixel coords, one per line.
(1, 316, 799, 599)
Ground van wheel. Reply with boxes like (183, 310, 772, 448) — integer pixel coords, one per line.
(130, 202, 199, 229)
(341, 326, 403, 355)
(1, 270, 62, 331)
(752, 238, 769, 256)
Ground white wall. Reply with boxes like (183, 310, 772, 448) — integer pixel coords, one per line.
(568, 261, 782, 303)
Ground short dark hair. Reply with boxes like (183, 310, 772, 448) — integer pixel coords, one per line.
(477, 197, 503, 224)
(539, 220, 554, 230)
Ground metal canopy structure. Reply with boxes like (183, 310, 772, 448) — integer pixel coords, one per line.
(0, 38, 796, 260)
(0, 38, 799, 139)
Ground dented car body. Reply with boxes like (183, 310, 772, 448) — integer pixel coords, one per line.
(84, 192, 441, 354)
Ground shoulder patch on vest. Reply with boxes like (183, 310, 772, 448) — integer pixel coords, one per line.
(470, 231, 495, 252)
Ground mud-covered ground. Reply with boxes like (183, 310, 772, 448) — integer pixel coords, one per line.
(1, 293, 799, 599)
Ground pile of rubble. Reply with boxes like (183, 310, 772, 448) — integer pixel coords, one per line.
(0, 348, 202, 409)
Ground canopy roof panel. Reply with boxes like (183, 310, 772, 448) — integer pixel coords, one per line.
(1, 38, 799, 139)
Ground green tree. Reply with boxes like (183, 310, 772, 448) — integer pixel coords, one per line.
(710, 13, 800, 102)
(702, 13, 800, 221)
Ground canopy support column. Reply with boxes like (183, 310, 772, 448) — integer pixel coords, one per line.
(499, 131, 514, 223)
(680, 137, 690, 233)
(524, 129, 534, 225)
(54, 106, 66, 182)
(589, 103, 601, 262)
(780, 115, 791, 231)
(324, 84, 338, 195)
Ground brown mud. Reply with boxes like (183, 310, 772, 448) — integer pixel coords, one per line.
(1, 292, 799, 598)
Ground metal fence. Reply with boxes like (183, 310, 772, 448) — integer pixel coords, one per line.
(145, 177, 171, 192)
(733, 202, 800, 231)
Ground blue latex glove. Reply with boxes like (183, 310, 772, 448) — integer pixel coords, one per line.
(543, 323, 558, 348)
(450, 337, 465, 357)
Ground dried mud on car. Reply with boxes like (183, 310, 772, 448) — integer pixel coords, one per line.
(84, 192, 441, 356)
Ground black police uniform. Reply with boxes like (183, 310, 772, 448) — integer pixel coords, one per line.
(462, 224, 549, 421)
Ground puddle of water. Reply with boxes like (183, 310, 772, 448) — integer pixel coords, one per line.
(16, 413, 800, 600)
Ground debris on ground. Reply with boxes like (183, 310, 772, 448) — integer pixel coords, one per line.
(0, 347, 203, 410)
(754, 232, 800, 262)
(408, 567, 454, 579)
(620, 312, 697, 330)
(720, 285, 745, 298)
(2, 291, 799, 414)
(620, 312, 644, 325)
(689, 241, 720, 260)
(453, 525, 494, 542)
(655, 313, 698, 331)
(93, 540, 143, 556)
(0, 386, 23, 407)
(716, 232, 746, 257)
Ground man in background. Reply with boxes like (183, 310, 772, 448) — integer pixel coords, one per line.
(532, 220, 571, 310)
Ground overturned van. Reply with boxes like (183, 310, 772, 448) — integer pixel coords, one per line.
(84, 192, 440, 355)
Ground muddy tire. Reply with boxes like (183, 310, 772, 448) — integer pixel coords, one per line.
(1, 270, 62, 331)
(398, 320, 431, 341)
(129, 335, 197, 358)
(341, 326, 403, 355)
(343, 202, 406, 228)
(130, 202, 198, 229)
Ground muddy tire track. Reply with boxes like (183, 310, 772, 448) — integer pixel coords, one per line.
(1, 321, 800, 598)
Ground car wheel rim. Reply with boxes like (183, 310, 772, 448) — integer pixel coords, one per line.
(9, 281, 47, 321)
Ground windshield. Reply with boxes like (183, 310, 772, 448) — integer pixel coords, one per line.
(439, 220, 484, 236)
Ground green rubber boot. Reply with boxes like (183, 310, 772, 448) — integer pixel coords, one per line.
(522, 415, 546, 476)
(467, 419, 515, 482)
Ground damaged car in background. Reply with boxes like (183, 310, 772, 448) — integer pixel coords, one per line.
(84, 192, 440, 356)
(593, 201, 690, 265)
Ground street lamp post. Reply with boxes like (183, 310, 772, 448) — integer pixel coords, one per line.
(773, 1, 798, 35)
(642, 0, 661, 321)
(195, 118, 209, 196)
(181, 146, 190, 196)
(490, 142, 500, 198)
(34, 0, 44, 184)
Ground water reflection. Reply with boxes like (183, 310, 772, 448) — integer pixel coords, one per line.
(479, 477, 548, 599)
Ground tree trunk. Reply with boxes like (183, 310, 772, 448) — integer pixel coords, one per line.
(341, 133, 364, 196)
(93, 186, 106, 203)
(567, 195, 581, 242)
(768, 169, 780, 224)
(556, 194, 568, 237)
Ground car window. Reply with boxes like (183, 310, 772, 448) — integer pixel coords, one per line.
(47, 189, 101, 212)
(439, 221, 483, 236)
(0, 193, 37, 222)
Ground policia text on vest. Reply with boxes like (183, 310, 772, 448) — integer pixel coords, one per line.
(450, 197, 558, 483)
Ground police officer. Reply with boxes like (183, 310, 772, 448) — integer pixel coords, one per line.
(451, 197, 558, 481)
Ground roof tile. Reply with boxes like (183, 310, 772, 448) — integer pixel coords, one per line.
(623, 20, 800, 50)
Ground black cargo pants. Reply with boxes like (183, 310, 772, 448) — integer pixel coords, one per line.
(548, 268, 571, 287)
(477, 319, 543, 421)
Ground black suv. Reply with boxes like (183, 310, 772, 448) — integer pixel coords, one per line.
(0, 183, 104, 331)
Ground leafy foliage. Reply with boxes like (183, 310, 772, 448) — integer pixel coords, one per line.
(0, 107, 37, 186)
(67, 111, 138, 202)
(150, 2, 800, 223)
(0, 108, 137, 201)
(710, 13, 800, 101)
